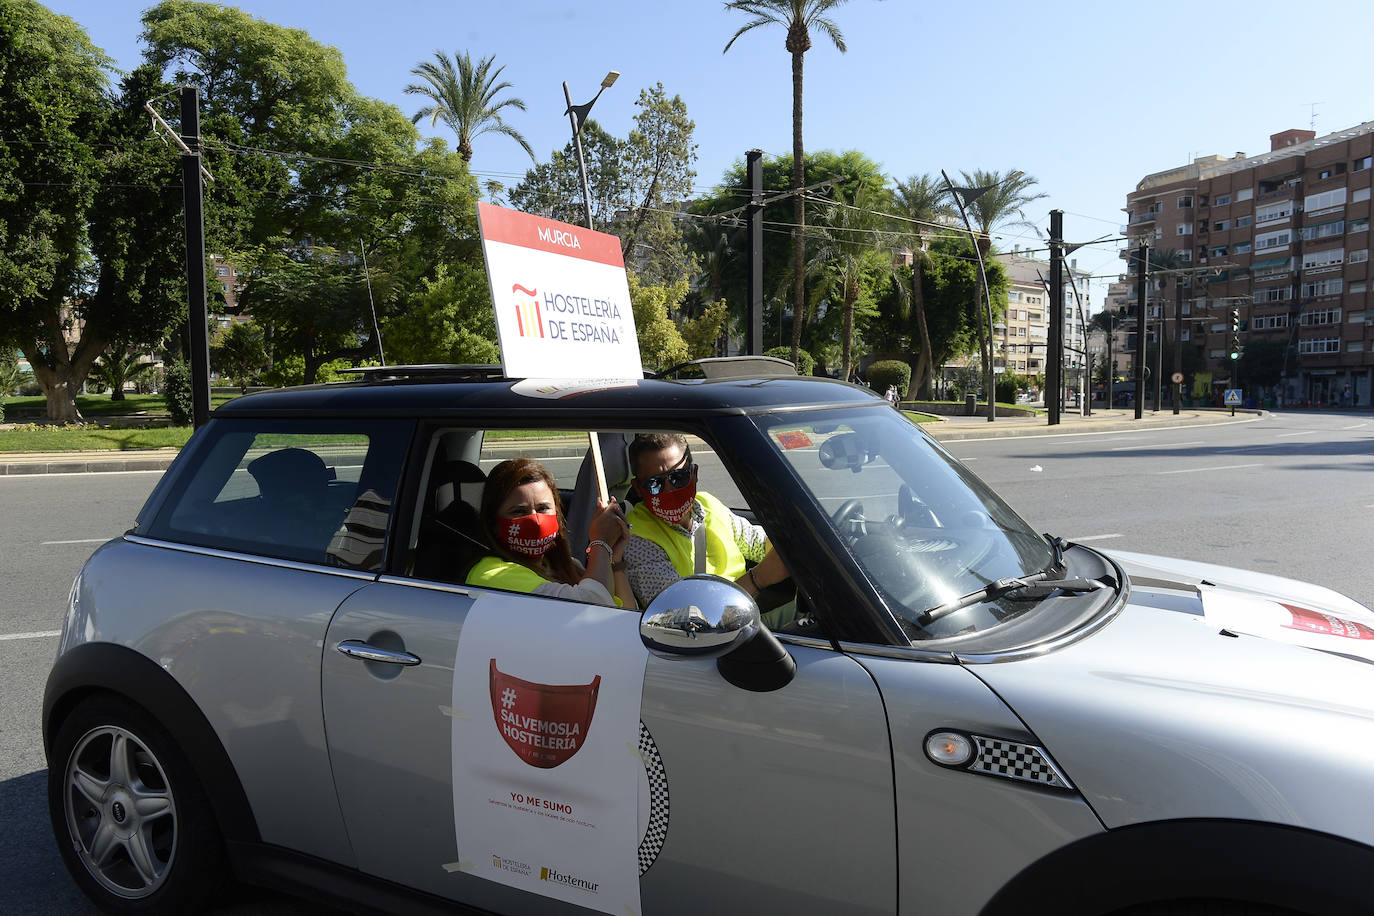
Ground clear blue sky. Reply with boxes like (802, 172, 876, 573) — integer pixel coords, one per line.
(45, 0, 1374, 308)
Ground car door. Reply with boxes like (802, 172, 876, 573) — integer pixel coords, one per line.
(321, 578, 898, 915)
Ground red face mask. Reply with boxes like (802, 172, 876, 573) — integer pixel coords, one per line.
(635, 476, 697, 526)
(496, 512, 561, 558)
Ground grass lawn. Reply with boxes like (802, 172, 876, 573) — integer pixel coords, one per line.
(0, 425, 194, 453)
(2, 392, 239, 418)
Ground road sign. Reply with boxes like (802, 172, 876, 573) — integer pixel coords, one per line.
(1223, 389, 1242, 406)
(1171, 371, 1184, 384)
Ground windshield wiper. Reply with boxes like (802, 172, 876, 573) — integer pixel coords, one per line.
(918, 572, 1103, 625)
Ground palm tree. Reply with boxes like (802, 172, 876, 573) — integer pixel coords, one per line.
(405, 51, 534, 164)
(89, 345, 156, 402)
(812, 184, 905, 381)
(724, 0, 851, 367)
(891, 174, 954, 398)
(951, 169, 1045, 393)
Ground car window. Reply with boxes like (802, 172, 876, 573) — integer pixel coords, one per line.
(148, 418, 411, 570)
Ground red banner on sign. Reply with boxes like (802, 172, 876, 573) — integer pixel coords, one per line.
(478, 202, 625, 268)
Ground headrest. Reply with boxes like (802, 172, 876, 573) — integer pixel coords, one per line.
(247, 447, 331, 499)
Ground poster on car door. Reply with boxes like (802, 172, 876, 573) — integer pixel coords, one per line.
(477, 202, 642, 380)
(450, 592, 647, 914)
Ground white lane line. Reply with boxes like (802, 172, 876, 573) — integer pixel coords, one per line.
(1342, 423, 1368, 430)
(1073, 533, 1123, 542)
(0, 630, 61, 641)
(1110, 439, 1205, 451)
(1275, 430, 1316, 438)
(0, 468, 165, 479)
(41, 538, 110, 545)
(1155, 462, 1264, 475)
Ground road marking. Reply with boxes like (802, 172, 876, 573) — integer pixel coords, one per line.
(1073, 533, 1123, 542)
(945, 416, 1263, 443)
(1155, 463, 1263, 475)
(0, 629, 61, 641)
(0, 468, 165, 479)
(1110, 439, 1205, 451)
(41, 538, 110, 545)
(1275, 430, 1316, 438)
(1342, 423, 1368, 430)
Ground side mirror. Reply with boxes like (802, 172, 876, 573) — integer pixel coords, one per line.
(640, 575, 796, 692)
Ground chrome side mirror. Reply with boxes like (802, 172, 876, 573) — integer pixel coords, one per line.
(640, 575, 760, 659)
(640, 575, 796, 692)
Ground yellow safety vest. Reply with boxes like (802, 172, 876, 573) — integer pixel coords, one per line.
(626, 491, 747, 582)
(466, 555, 548, 593)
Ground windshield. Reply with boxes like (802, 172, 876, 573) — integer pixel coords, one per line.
(758, 407, 1057, 640)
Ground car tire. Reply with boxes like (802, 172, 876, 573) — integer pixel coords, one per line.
(48, 694, 230, 914)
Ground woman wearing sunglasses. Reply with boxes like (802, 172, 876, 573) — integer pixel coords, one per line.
(623, 433, 789, 607)
(467, 457, 636, 608)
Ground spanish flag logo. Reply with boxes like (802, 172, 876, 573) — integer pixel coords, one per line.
(512, 283, 544, 338)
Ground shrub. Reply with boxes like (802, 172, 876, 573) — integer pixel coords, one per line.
(867, 360, 911, 398)
(163, 361, 193, 426)
(995, 371, 1027, 405)
(764, 346, 815, 376)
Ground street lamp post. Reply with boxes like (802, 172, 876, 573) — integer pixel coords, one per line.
(562, 70, 619, 231)
(942, 170, 999, 423)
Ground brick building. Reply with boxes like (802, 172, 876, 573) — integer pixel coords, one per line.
(1122, 123, 1372, 406)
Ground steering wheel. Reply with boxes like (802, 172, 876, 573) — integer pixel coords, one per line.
(832, 498, 865, 531)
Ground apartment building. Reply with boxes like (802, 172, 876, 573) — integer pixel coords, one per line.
(994, 251, 1091, 383)
(1123, 123, 1373, 405)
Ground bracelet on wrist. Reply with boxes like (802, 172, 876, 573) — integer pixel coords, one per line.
(587, 539, 613, 559)
(746, 567, 761, 593)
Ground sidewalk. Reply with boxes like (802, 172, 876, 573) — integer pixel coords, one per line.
(921, 406, 1263, 442)
(0, 407, 1263, 475)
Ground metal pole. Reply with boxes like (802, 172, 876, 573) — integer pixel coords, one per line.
(1133, 243, 1148, 420)
(563, 81, 594, 231)
(941, 170, 995, 423)
(1048, 211, 1063, 425)
(179, 86, 211, 429)
(1154, 310, 1163, 412)
(746, 149, 763, 356)
(1172, 276, 1184, 414)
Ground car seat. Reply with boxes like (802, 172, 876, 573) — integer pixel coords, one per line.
(413, 454, 488, 584)
(245, 447, 342, 560)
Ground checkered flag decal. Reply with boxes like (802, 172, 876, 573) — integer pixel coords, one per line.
(638, 721, 670, 874)
(970, 735, 1073, 789)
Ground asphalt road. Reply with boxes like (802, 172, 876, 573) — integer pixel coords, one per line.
(3, 410, 1371, 913)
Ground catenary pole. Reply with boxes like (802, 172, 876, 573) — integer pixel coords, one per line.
(1133, 243, 1148, 420)
(1048, 210, 1064, 425)
(179, 86, 211, 429)
(746, 149, 763, 356)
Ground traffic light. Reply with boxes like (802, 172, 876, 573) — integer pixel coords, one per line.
(1228, 306, 1241, 360)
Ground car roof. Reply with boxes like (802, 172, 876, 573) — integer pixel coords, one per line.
(213, 369, 885, 421)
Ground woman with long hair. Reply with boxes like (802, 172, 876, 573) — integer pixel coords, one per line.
(466, 457, 635, 608)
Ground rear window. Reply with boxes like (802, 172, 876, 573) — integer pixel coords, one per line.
(147, 418, 412, 570)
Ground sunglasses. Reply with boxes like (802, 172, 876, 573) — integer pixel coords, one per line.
(640, 448, 695, 495)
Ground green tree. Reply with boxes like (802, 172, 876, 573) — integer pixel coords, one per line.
(210, 321, 268, 393)
(509, 120, 626, 229)
(0, 1, 108, 422)
(811, 184, 905, 379)
(682, 300, 730, 360)
(381, 264, 499, 366)
(90, 345, 157, 401)
(620, 83, 698, 282)
(404, 51, 533, 164)
(891, 174, 955, 397)
(724, 0, 852, 367)
(688, 149, 887, 349)
(628, 273, 689, 372)
(951, 169, 1045, 390)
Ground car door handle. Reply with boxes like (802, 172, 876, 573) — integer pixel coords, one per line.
(336, 639, 421, 666)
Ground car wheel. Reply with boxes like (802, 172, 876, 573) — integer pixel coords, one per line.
(48, 694, 229, 914)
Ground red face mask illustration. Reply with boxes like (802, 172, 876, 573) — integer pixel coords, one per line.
(489, 659, 601, 768)
(497, 512, 560, 558)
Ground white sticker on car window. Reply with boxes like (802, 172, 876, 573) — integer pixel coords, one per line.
(450, 594, 647, 914)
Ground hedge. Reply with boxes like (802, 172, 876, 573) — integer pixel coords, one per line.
(867, 360, 912, 397)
